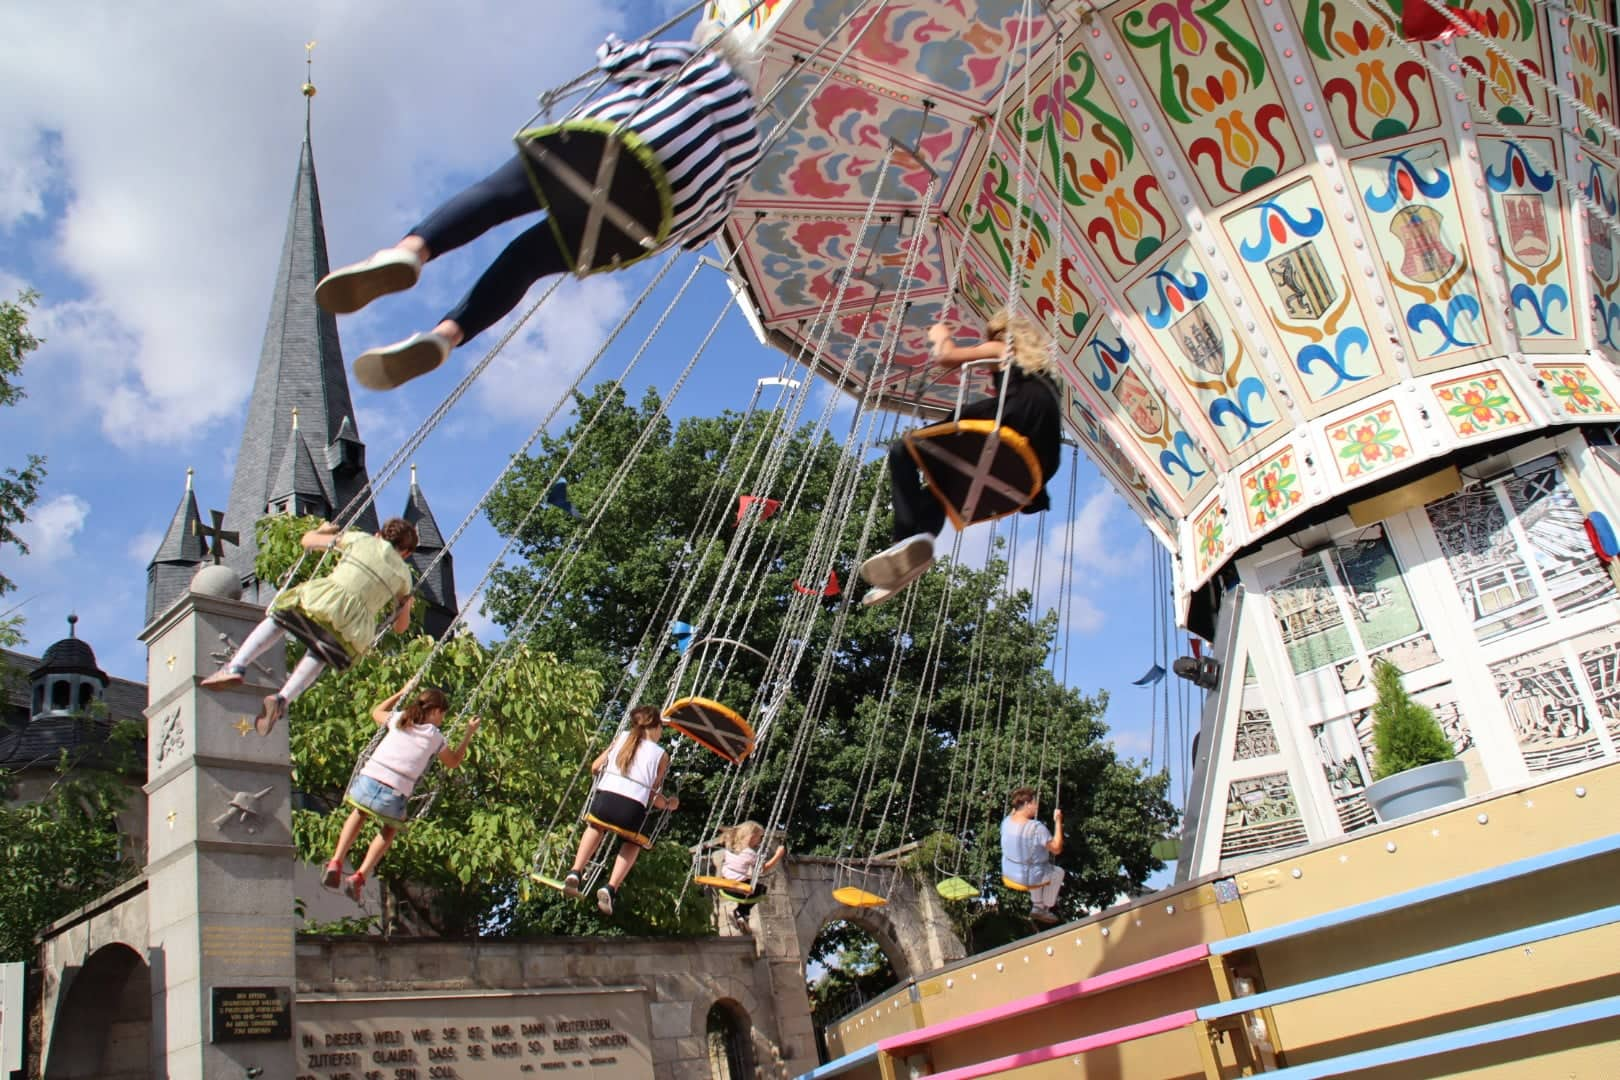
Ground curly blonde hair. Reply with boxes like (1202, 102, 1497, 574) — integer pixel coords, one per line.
(984, 309, 1054, 377)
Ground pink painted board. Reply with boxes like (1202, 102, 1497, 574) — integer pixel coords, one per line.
(923, 1010, 1200, 1080)
(878, 944, 1209, 1055)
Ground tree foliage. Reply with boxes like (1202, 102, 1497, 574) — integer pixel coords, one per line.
(1, 289, 45, 600)
(483, 382, 1179, 941)
(0, 722, 141, 961)
(1370, 659, 1453, 780)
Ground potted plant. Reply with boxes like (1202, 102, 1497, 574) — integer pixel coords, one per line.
(1362, 660, 1468, 822)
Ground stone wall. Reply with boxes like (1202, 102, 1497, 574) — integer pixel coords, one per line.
(297, 933, 818, 1079)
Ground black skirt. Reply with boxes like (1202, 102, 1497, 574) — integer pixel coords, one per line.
(958, 367, 1063, 513)
(586, 790, 655, 848)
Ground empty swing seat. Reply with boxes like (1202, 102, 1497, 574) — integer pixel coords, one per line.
(904, 419, 1043, 530)
(664, 697, 755, 764)
(832, 886, 888, 908)
(936, 877, 978, 902)
(516, 121, 672, 275)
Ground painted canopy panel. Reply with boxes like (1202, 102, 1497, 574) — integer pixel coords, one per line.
(708, 0, 1620, 600)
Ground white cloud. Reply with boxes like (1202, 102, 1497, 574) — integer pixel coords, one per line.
(127, 529, 163, 564)
(471, 273, 633, 422)
(0, 1, 625, 448)
(10, 494, 90, 568)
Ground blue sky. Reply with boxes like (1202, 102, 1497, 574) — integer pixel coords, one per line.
(0, 1, 1197, 840)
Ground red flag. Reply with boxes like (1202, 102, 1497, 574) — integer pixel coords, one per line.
(736, 495, 781, 527)
(793, 569, 842, 597)
(1402, 1, 1490, 43)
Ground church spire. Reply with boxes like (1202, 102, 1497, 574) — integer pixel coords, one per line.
(403, 464, 459, 640)
(220, 61, 377, 604)
(146, 467, 206, 623)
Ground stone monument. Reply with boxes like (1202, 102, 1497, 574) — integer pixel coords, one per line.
(140, 570, 296, 1079)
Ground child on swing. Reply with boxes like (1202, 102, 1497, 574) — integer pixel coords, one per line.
(860, 310, 1064, 606)
(314, 19, 763, 392)
(563, 705, 679, 916)
(201, 518, 418, 734)
(713, 819, 786, 932)
(324, 684, 481, 901)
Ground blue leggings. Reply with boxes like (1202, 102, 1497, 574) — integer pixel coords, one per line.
(410, 154, 572, 345)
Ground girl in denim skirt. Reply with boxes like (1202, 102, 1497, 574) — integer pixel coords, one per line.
(324, 684, 480, 900)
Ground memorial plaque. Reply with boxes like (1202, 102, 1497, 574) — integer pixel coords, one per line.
(212, 985, 293, 1043)
(296, 987, 652, 1080)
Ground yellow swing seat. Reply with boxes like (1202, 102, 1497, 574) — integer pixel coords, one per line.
(832, 886, 888, 909)
(584, 812, 655, 850)
(527, 872, 572, 893)
(935, 876, 979, 902)
(1001, 876, 1032, 893)
(515, 120, 673, 276)
(664, 697, 756, 764)
(903, 418, 1043, 530)
(694, 875, 766, 905)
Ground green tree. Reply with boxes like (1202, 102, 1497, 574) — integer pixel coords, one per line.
(807, 921, 896, 1022)
(0, 721, 142, 961)
(1, 289, 46, 601)
(255, 515, 637, 937)
(1370, 659, 1453, 780)
(483, 382, 1178, 935)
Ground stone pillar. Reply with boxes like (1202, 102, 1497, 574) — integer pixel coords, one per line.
(141, 592, 296, 1079)
(751, 869, 820, 1078)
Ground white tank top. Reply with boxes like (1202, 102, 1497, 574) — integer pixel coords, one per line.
(598, 732, 666, 805)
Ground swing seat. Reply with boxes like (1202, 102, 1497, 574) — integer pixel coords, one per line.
(1151, 835, 1183, 862)
(694, 875, 765, 904)
(832, 886, 888, 908)
(664, 697, 755, 764)
(936, 876, 979, 902)
(585, 813, 654, 850)
(527, 871, 572, 893)
(903, 419, 1043, 530)
(515, 120, 673, 276)
(270, 607, 353, 670)
(1001, 876, 1032, 893)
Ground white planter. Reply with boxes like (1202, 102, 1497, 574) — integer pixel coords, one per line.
(1364, 759, 1468, 822)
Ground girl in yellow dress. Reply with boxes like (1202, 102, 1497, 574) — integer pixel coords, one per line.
(201, 518, 418, 733)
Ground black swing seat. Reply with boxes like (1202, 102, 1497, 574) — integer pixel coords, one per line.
(664, 697, 756, 764)
(584, 812, 655, 850)
(515, 120, 673, 276)
(270, 607, 353, 671)
(903, 418, 1044, 530)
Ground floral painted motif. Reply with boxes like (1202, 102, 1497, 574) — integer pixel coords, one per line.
(955, 186, 1093, 352)
(1010, 43, 1178, 280)
(1538, 365, 1618, 416)
(1451, 0, 1552, 127)
(1566, 0, 1618, 152)
(1241, 447, 1305, 528)
(1433, 373, 1527, 437)
(1292, 0, 1440, 148)
(1193, 497, 1228, 580)
(1115, 0, 1302, 204)
(1328, 402, 1410, 479)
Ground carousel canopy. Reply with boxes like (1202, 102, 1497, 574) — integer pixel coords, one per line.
(711, 0, 1620, 606)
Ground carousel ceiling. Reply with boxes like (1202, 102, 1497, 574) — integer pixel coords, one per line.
(710, 0, 1620, 598)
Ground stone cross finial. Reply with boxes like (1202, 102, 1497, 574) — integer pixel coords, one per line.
(192, 509, 241, 565)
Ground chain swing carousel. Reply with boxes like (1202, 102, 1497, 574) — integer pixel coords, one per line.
(678, 0, 1620, 1075)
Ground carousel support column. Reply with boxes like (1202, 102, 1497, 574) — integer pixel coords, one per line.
(141, 568, 296, 1080)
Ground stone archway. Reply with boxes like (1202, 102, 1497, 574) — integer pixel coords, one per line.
(705, 998, 755, 1079)
(45, 942, 151, 1079)
(781, 855, 965, 981)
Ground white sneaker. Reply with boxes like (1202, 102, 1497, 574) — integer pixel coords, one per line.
(859, 556, 933, 607)
(860, 533, 936, 587)
(315, 248, 423, 315)
(354, 332, 452, 391)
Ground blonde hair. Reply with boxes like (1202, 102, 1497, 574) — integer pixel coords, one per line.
(616, 705, 663, 773)
(985, 309, 1054, 377)
(718, 820, 766, 853)
(693, 17, 762, 93)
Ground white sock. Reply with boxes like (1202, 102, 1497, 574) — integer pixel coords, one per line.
(280, 655, 326, 703)
(229, 618, 282, 672)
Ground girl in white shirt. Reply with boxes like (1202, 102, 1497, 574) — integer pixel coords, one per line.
(324, 685, 480, 901)
(564, 705, 679, 916)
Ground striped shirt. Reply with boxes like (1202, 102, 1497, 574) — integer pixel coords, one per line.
(584, 36, 763, 250)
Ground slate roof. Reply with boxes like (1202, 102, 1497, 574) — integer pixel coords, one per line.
(403, 470, 458, 637)
(0, 648, 147, 770)
(221, 134, 378, 605)
(145, 472, 207, 624)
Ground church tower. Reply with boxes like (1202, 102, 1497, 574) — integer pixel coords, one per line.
(216, 110, 378, 606)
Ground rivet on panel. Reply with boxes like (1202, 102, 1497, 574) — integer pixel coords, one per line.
(996, 962, 1004, 973)
(1576, 786, 1588, 798)
(1291, 868, 1303, 879)
(1101, 927, 1111, 937)
(1478, 813, 1489, 824)
(1315, 129, 1325, 139)
(1046, 946, 1055, 956)
(1023, 955, 1031, 964)
(1526, 799, 1535, 808)
(1386, 841, 1398, 853)
(1130, 99, 1138, 108)
(1304, 102, 1315, 112)
(1154, 146, 1164, 157)
(946, 978, 954, 989)
(1284, 49, 1294, 59)
(1165, 905, 1176, 915)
